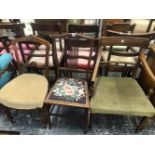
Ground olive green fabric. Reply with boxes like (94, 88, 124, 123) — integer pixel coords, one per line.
(90, 77, 155, 117)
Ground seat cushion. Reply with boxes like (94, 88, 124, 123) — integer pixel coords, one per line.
(0, 74, 48, 109)
(29, 50, 63, 67)
(101, 51, 137, 66)
(46, 78, 89, 108)
(90, 77, 155, 117)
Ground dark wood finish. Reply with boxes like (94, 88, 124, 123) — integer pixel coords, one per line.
(12, 35, 51, 79)
(31, 23, 63, 51)
(136, 50, 155, 131)
(45, 33, 100, 133)
(68, 24, 99, 38)
(0, 130, 20, 135)
(103, 22, 135, 36)
(107, 30, 155, 40)
(100, 36, 150, 76)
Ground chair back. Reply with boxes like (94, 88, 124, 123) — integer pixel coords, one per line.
(31, 23, 63, 50)
(51, 33, 99, 82)
(12, 36, 51, 79)
(103, 22, 135, 36)
(68, 24, 99, 38)
(100, 36, 150, 76)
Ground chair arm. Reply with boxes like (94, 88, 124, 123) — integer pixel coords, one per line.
(91, 49, 102, 82)
(140, 50, 155, 87)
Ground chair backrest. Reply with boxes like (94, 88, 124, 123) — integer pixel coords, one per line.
(31, 23, 63, 50)
(103, 22, 136, 36)
(100, 36, 150, 76)
(106, 30, 155, 40)
(0, 23, 25, 37)
(68, 24, 99, 38)
(51, 33, 99, 82)
(12, 36, 51, 79)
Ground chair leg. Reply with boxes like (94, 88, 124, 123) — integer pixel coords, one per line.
(4, 107, 15, 123)
(41, 104, 51, 128)
(84, 108, 89, 134)
(136, 116, 155, 133)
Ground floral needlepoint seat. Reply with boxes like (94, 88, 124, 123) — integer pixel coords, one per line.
(46, 78, 89, 107)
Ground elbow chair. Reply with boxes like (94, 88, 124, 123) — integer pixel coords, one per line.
(90, 41, 155, 132)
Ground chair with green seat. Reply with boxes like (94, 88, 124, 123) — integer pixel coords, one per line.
(0, 36, 51, 127)
(90, 37, 155, 132)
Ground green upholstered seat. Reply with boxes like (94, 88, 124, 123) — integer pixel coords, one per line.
(90, 77, 155, 117)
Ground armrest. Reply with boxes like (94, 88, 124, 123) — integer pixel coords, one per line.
(140, 50, 155, 87)
(91, 49, 102, 82)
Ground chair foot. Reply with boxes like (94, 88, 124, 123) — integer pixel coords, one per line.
(41, 104, 51, 128)
(4, 107, 15, 123)
(83, 109, 90, 134)
(136, 116, 155, 133)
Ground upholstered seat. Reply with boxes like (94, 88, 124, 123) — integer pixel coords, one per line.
(46, 78, 89, 107)
(90, 77, 155, 117)
(0, 74, 48, 109)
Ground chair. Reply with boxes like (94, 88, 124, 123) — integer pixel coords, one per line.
(90, 45, 155, 132)
(45, 33, 99, 133)
(0, 23, 35, 63)
(68, 24, 99, 38)
(136, 44, 155, 131)
(0, 36, 51, 127)
(103, 22, 136, 36)
(100, 36, 150, 76)
(31, 23, 63, 51)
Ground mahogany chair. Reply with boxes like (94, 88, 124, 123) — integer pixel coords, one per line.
(136, 44, 155, 131)
(103, 22, 136, 36)
(0, 23, 35, 63)
(31, 23, 63, 51)
(100, 36, 150, 76)
(90, 48, 155, 132)
(68, 24, 99, 38)
(45, 33, 99, 133)
(0, 36, 52, 127)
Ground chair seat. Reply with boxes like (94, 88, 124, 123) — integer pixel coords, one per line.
(101, 51, 137, 66)
(45, 78, 89, 108)
(29, 50, 64, 67)
(0, 74, 48, 109)
(90, 77, 155, 117)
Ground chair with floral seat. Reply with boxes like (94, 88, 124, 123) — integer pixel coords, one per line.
(0, 36, 52, 127)
(45, 33, 100, 133)
(90, 43, 155, 132)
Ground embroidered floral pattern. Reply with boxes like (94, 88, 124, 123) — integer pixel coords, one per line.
(49, 78, 87, 104)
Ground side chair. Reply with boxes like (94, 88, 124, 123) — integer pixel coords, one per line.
(45, 33, 100, 133)
(0, 36, 52, 127)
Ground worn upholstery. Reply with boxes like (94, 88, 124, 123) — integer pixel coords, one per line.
(48, 78, 87, 104)
(90, 77, 155, 117)
(0, 74, 48, 109)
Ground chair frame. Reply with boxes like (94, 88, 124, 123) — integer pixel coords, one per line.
(100, 36, 150, 76)
(1, 36, 52, 128)
(45, 33, 100, 133)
